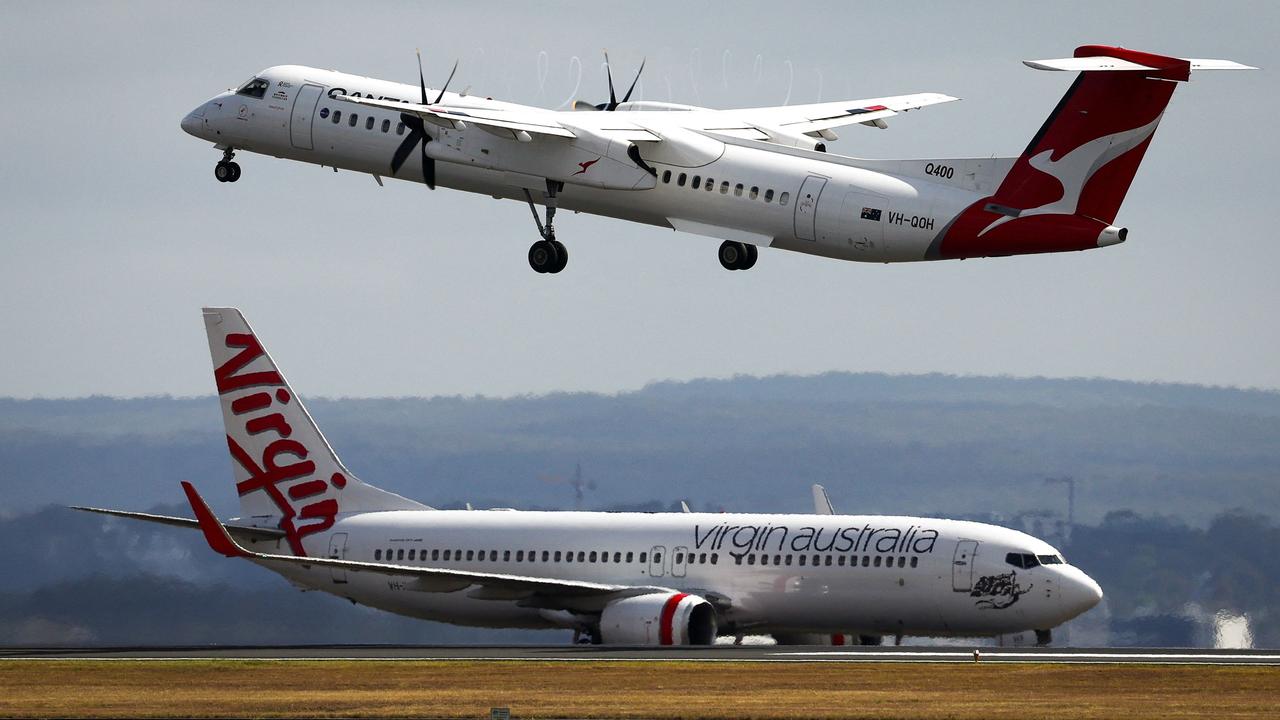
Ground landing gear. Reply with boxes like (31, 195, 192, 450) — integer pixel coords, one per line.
(214, 148, 240, 183)
(718, 241, 758, 271)
(524, 180, 567, 273)
(1034, 629, 1053, 647)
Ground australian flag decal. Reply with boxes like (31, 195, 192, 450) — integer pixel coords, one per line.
(861, 207, 882, 221)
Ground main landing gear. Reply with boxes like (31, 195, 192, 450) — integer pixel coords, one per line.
(524, 180, 568, 274)
(214, 148, 241, 183)
(718, 240, 758, 271)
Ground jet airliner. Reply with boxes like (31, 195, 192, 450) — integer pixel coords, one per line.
(180, 45, 1251, 273)
(76, 308, 1102, 645)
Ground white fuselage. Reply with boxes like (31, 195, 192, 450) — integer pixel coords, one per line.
(182, 66, 995, 264)
(264, 509, 1101, 638)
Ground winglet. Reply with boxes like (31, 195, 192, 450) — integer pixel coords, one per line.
(181, 481, 251, 558)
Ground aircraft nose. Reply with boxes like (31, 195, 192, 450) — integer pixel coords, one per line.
(180, 104, 208, 137)
(1061, 570, 1104, 618)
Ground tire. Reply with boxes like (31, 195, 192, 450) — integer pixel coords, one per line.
(740, 244, 758, 270)
(550, 240, 568, 273)
(214, 162, 231, 182)
(227, 162, 241, 182)
(528, 240, 559, 273)
(718, 241, 743, 271)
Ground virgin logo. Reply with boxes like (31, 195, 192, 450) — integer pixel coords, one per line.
(215, 332, 342, 556)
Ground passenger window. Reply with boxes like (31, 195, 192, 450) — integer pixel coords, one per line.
(236, 78, 269, 99)
(813, 554, 820, 566)
(514, 550, 523, 562)
(677, 173, 687, 187)
(365, 116, 375, 130)
(443, 549, 452, 560)
(490, 550, 498, 561)
(601, 551, 610, 563)
(759, 554, 769, 566)
(554, 551, 562, 562)
(565, 551, 573, 563)
(374, 549, 382, 560)
(382, 119, 390, 133)
(503, 550, 511, 561)
(349, 113, 359, 127)
(674, 552, 683, 565)
(590, 551, 598, 563)
(910, 557, 918, 568)
(698, 553, 706, 564)
(432, 549, 440, 561)
(838, 556, 846, 566)
(825, 555, 833, 566)
(785, 555, 793, 566)
(396, 122, 405, 135)
(653, 553, 661, 564)
(711, 553, 718, 565)
(639, 552, 647, 564)
(780, 192, 790, 206)
(798, 555, 807, 567)
(320, 108, 330, 119)
(747, 554, 756, 565)
(692, 176, 701, 189)
(874, 556, 882, 567)
(734, 183, 744, 197)
(614, 552, 622, 563)
(862, 556, 870, 567)
(662, 170, 672, 184)
(332, 110, 342, 124)
(750, 186, 759, 200)
(397, 549, 405, 561)
(773, 555, 781, 566)
(626, 552, 634, 563)
(720, 181, 729, 194)
(765, 189, 775, 203)
(898, 557, 906, 568)
(465, 550, 474, 561)
(408, 549, 416, 561)
(734, 554, 743, 565)
(577, 551, 586, 562)
(541, 551, 549, 561)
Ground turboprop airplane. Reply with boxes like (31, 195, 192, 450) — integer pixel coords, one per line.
(74, 307, 1102, 645)
(181, 45, 1251, 274)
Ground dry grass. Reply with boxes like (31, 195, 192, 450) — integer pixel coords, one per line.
(1, 660, 1277, 719)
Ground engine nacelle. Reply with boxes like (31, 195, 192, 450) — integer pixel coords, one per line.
(599, 592, 718, 645)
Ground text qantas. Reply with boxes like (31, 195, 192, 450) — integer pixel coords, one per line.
(693, 522, 939, 559)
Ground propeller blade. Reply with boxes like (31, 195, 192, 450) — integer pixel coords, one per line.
(390, 113, 426, 176)
(604, 50, 617, 110)
(434, 59, 458, 104)
(416, 49, 429, 105)
(620, 58, 645, 105)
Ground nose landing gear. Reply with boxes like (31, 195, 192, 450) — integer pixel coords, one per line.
(718, 241, 758, 271)
(214, 148, 241, 183)
(524, 180, 568, 273)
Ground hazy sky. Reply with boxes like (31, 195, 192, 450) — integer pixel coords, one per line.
(1, 1, 1276, 398)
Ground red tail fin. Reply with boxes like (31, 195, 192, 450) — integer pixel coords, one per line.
(935, 46, 1198, 259)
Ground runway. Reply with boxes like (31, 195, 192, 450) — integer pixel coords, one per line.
(4, 644, 1277, 665)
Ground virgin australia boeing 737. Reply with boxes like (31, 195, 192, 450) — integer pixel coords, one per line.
(75, 308, 1101, 645)
(180, 45, 1250, 274)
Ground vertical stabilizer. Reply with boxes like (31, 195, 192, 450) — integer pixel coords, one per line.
(202, 307, 428, 556)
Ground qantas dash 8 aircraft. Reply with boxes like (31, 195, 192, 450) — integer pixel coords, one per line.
(180, 45, 1250, 273)
(76, 308, 1102, 645)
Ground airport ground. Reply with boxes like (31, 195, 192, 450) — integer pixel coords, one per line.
(3, 656, 1278, 719)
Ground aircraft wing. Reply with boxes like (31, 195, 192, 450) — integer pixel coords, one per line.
(713, 92, 959, 134)
(180, 482, 679, 611)
(334, 95, 577, 139)
(71, 505, 287, 544)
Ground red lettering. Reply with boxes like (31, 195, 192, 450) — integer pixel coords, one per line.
(288, 479, 329, 500)
(245, 412, 293, 438)
(231, 392, 272, 415)
(215, 333, 283, 394)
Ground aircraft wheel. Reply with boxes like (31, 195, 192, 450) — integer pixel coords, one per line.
(528, 240, 561, 274)
(214, 161, 233, 182)
(550, 240, 568, 273)
(740, 244, 758, 270)
(226, 162, 241, 182)
(718, 241, 745, 271)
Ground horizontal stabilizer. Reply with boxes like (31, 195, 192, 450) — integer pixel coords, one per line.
(1025, 46, 1256, 80)
(70, 505, 286, 543)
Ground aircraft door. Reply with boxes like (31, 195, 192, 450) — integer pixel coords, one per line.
(649, 545, 666, 577)
(952, 540, 977, 592)
(672, 546, 689, 578)
(794, 175, 828, 241)
(328, 532, 349, 584)
(290, 84, 324, 151)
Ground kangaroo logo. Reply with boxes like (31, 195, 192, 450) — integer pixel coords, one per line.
(573, 158, 600, 176)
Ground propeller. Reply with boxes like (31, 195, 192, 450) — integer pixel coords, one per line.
(577, 52, 644, 111)
(390, 51, 457, 189)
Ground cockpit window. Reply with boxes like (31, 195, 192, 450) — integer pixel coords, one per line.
(236, 77, 270, 99)
(1006, 552, 1045, 569)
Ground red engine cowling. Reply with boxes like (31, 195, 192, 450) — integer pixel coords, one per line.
(599, 593, 718, 645)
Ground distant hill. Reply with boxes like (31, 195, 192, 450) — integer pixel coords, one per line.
(2, 372, 1278, 524)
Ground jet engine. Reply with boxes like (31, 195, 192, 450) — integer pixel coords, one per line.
(599, 592, 718, 645)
